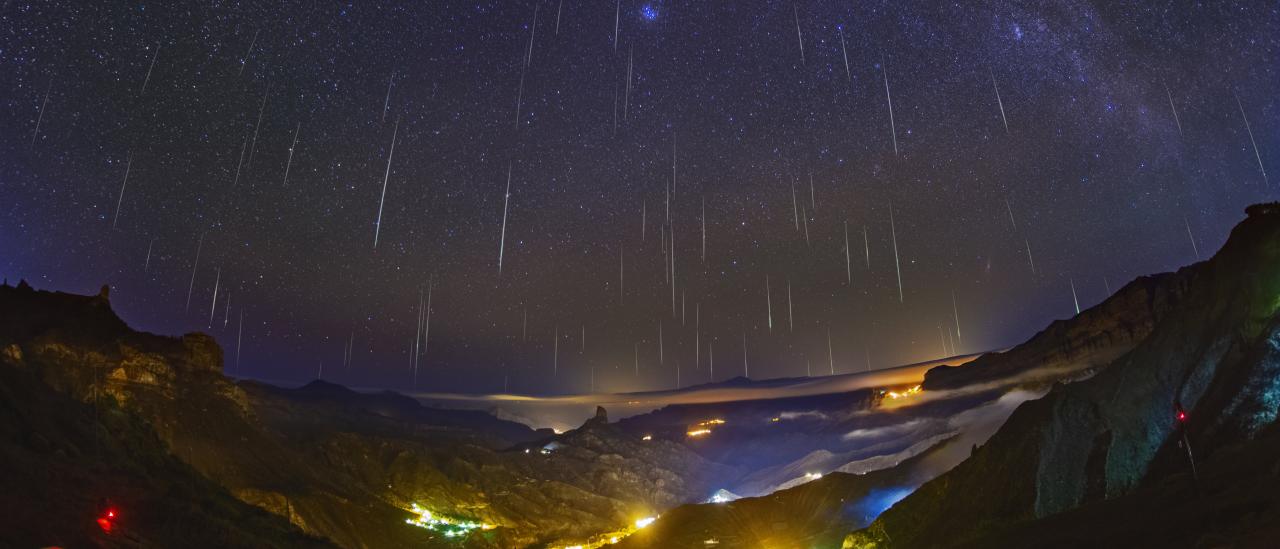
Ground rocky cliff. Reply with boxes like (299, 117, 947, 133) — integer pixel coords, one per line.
(845, 203, 1280, 548)
(0, 283, 325, 547)
(921, 271, 1183, 392)
(0, 281, 732, 547)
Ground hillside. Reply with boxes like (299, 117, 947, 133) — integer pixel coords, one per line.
(845, 203, 1280, 548)
(0, 324, 326, 547)
(0, 282, 732, 547)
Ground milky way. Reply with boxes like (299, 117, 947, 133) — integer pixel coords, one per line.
(1, 1, 1276, 394)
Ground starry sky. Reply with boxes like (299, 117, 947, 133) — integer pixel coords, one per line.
(1, 1, 1276, 395)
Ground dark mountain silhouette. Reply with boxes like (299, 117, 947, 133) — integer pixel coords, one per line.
(0, 281, 734, 547)
(6, 204, 1280, 548)
(845, 203, 1280, 547)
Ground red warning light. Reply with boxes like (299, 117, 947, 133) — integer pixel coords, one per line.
(1177, 411, 1187, 422)
(97, 508, 117, 533)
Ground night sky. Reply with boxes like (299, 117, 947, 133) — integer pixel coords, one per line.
(1, 1, 1276, 395)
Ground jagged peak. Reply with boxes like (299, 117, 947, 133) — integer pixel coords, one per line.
(578, 405, 610, 430)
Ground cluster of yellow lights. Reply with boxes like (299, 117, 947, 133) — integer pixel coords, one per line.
(686, 418, 725, 437)
(404, 504, 495, 539)
(554, 516, 657, 549)
(886, 385, 923, 400)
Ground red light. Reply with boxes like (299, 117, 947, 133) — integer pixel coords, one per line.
(1177, 411, 1187, 422)
(97, 508, 117, 533)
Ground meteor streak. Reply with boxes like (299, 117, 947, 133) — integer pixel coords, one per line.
(863, 225, 870, 268)
(766, 275, 773, 332)
(624, 44, 633, 120)
(952, 291, 962, 346)
(184, 233, 204, 313)
(144, 237, 156, 273)
(207, 268, 221, 328)
(112, 151, 133, 230)
(990, 68, 1008, 133)
(1025, 237, 1037, 275)
(498, 164, 512, 275)
(787, 280, 794, 332)
(883, 56, 898, 156)
(1164, 83, 1183, 137)
(1185, 218, 1200, 260)
(1234, 91, 1268, 185)
(827, 327, 834, 375)
(373, 118, 399, 249)
(838, 26, 851, 89)
(282, 123, 299, 186)
(1070, 278, 1081, 315)
(248, 84, 269, 167)
(237, 29, 259, 76)
(31, 80, 51, 147)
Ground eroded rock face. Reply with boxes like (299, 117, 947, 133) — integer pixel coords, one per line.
(845, 204, 1280, 548)
(922, 271, 1183, 392)
(0, 318, 324, 546)
(0, 281, 734, 548)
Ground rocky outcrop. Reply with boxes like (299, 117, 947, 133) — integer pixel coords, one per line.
(922, 272, 1182, 392)
(0, 343, 326, 547)
(845, 203, 1280, 548)
(0, 282, 734, 548)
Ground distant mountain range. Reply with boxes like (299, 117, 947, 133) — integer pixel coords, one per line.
(5, 204, 1280, 548)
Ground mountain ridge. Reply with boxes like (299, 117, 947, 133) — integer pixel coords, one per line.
(845, 202, 1280, 548)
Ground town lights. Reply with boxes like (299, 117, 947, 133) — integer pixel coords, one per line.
(553, 515, 660, 548)
(886, 385, 922, 399)
(687, 418, 726, 437)
(405, 504, 494, 538)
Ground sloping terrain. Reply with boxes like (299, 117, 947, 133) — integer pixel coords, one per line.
(951, 421, 1280, 549)
(0, 342, 326, 548)
(7, 204, 1279, 548)
(611, 437, 964, 549)
(0, 282, 733, 547)
(921, 271, 1182, 392)
(844, 203, 1280, 548)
